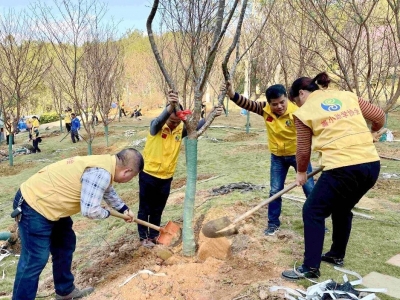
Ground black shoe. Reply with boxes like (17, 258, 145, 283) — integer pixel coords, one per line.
(321, 253, 344, 266)
(282, 265, 320, 280)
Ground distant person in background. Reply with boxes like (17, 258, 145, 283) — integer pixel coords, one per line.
(119, 100, 127, 117)
(31, 116, 41, 153)
(201, 103, 206, 118)
(70, 113, 81, 143)
(131, 105, 142, 119)
(64, 108, 72, 132)
(5, 120, 15, 145)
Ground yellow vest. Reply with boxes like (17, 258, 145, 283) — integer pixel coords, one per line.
(64, 112, 71, 123)
(143, 123, 184, 179)
(20, 155, 116, 221)
(263, 101, 298, 156)
(32, 119, 40, 129)
(294, 89, 379, 170)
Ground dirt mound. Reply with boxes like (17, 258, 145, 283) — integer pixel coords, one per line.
(224, 132, 259, 142)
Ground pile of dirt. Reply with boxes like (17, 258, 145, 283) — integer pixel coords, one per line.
(224, 132, 259, 142)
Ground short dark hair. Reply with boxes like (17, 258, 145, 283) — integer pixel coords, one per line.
(116, 148, 144, 173)
(265, 84, 287, 103)
(71, 113, 76, 117)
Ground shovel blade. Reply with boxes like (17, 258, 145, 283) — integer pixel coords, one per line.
(201, 216, 238, 238)
(157, 221, 181, 246)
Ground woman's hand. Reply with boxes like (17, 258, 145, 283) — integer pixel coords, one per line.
(296, 172, 307, 186)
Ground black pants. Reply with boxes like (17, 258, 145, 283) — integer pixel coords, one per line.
(302, 161, 380, 269)
(6, 134, 15, 145)
(65, 123, 71, 133)
(32, 139, 41, 153)
(137, 172, 173, 240)
(71, 130, 79, 143)
(120, 108, 126, 117)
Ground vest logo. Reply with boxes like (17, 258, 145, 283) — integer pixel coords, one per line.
(321, 98, 342, 112)
(175, 135, 181, 141)
(285, 120, 293, 127)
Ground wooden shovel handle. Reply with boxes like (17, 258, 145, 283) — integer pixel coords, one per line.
(109, 209, 161, 232)
(232, 166, 324, 225)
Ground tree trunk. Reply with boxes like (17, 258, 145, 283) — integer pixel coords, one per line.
(246, 112, 250, 134)
(8, 134, 13, 166)
(105, 125, 109, 147)
(87, 141, 93, 155)
(59, 115, 63, 133)
(182, 138, 198, 256)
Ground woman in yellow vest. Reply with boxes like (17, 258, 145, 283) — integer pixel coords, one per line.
(64, 107, 72, 132)
(281, 72, 385, 280)
(12, 148, 144, 300)
(31, 116, 41, 153)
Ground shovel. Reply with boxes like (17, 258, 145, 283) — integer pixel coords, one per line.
(201, 166, 324, 238)
(109, 210, 181, 246)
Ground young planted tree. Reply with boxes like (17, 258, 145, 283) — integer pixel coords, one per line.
(147, 0, 250, 256)
(34, 0, 117, 154)
(0, 8, 50, 165)
(82, 24, 125, 147)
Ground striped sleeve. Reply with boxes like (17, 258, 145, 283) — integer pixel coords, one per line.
(294, 116, 312, 173)
(231, 93, 266, 116)
(358, 97, 385, 132)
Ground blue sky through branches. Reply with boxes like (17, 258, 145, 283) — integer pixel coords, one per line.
(0, 0, 150, 34)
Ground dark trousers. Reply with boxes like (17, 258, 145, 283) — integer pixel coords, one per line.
(268, 154, 314, 227)
(12, 190, 76, 300)
(302, 161, 380, 269)
(137, 172, 173, 240)
(120, 108, 126, 117)
(32, 139, 41, 153)
(65, 123, 71, 133)
(71, 129, 79, 143)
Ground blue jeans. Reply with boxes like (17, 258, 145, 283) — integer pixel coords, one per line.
(302, 161, 380, 269)
(268, 154, 314, 228)
(137, 172, 173, 240)
(12, 190, 76, 300)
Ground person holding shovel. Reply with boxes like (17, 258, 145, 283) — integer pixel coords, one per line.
(223, 82, 315, 236)
(137, 91, 224, 248)
(11, 148, 144, 300)
(281, 72, 385, 280)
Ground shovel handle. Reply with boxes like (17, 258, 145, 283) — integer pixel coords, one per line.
(109, 210, 162, 232)
(232, 166, 324, 225)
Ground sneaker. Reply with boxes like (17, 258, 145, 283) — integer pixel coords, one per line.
(141, 239, 156, 248)
(264, 225, 280, 236)
(321, 253, 344, 266)
(55, 287, 94, 299)
(282, 265, 320, 281)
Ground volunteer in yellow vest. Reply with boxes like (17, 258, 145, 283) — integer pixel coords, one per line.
(64, 107, 72, 132)
(224, 81, 315, 235)
(281, 72, 385, 280)
(12, 148, 144, 300)
(30, 116, 41, 153)
(137, 91, 223, 248)
(119, 100, 127, 117)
